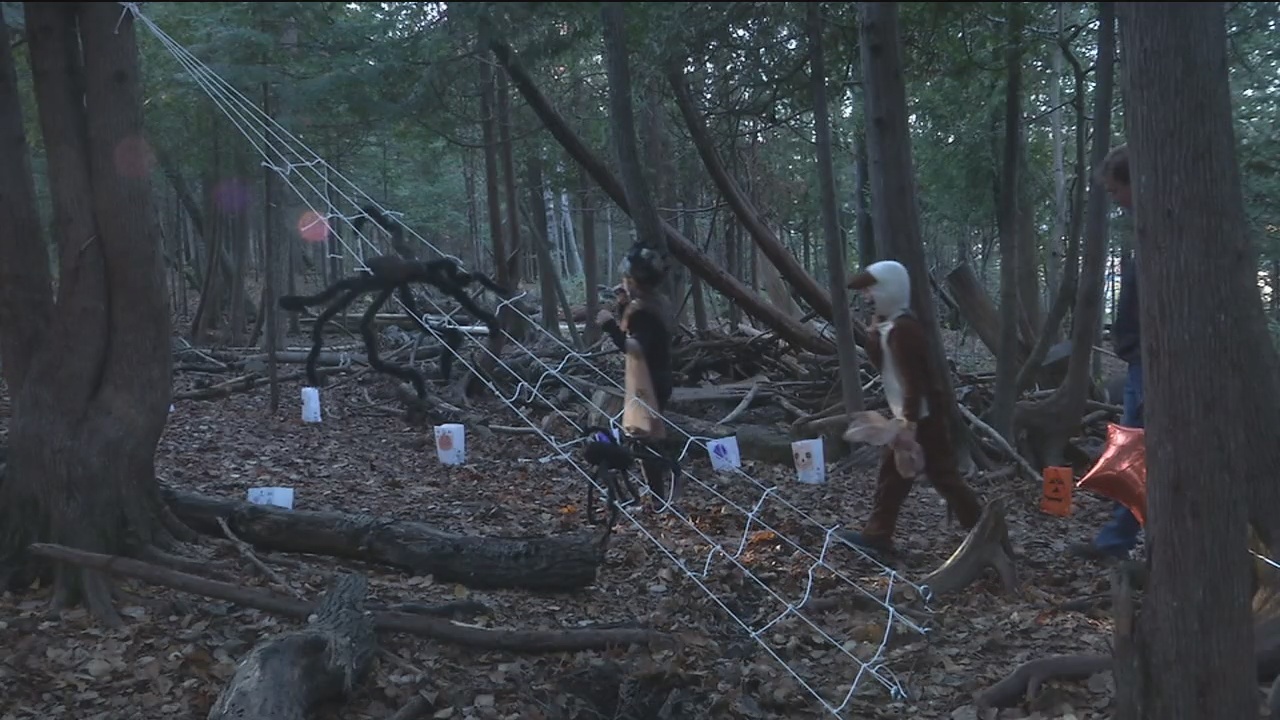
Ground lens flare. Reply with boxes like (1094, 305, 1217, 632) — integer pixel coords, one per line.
(296, 210, 330, 243)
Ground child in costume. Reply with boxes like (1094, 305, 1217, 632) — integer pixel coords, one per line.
(596, 245, 679, 505)
(839, 260, 983, 554)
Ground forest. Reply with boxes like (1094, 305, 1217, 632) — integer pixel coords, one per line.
(1, 1, 1279, 719)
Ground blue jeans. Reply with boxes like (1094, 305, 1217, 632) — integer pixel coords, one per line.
(1093, 362, 1144, 554)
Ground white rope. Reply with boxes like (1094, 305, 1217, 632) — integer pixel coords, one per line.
(122, 4, 935, 711)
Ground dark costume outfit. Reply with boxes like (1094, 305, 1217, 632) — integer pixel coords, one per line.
(599, 246, 678, 503)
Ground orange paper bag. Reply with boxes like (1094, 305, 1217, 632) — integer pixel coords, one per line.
(1040, 466, 1073, 517)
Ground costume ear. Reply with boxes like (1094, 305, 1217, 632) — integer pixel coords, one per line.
(847, 270, 877, 291)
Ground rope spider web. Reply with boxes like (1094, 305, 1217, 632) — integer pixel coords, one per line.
(120, 3, 942, 714)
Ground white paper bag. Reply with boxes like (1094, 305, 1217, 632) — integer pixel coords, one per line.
(791, 438, 826, 485)
(247, 486, 295, 510)
(707, 436, 742, 472)
(301, 387, 322, 423)
(434, 423, 466, 465)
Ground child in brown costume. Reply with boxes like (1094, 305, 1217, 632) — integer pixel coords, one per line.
(595, 246, 680, 505)
(838, 260, 983, 554)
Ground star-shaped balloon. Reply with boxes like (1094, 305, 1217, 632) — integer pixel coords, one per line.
(1076, 423, 1148, 525)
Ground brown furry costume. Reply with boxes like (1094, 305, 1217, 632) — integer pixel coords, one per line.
(842, 260, 982, 552)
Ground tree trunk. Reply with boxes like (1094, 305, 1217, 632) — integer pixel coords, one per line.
(579, 169, 601, 344)
(1016, 151, 1043, 336)
(1119, 3, 1265, 717)
(601, 4, 668, 281)
(0, 3, 184, 622)
(990, 2, 1024, 440)
(261, 82, 281, 412)
(0, 9, 53, 395)
(852, 128, 875, 265)
(1012, 1, 1114, 469)
(725, 218, 742, 327)
(478, 54, 512, 352)
(857, 2, 969, 450)
(208, 574, 376, 720)
(526, 152, 561, 337)
(227, 148, 251, 345)
(496, 69, 528, 342)
(1046, 2, 1067, 316)
(668, 67, 837, 325)
(808, 3, 864, 419)
(1014, 27, 1090, 397)
(680, 184, 710, 331)
(645, 93, 688, 323)
(488, 35, 830, 353)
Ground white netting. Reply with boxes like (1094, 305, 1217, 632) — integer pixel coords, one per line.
(121, 3, 940, 713)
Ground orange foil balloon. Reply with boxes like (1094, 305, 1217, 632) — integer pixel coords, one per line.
(1076, 423, 1148, 526)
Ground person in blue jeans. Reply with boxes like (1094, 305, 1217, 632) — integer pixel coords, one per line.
(1070, 143, 1143, 561)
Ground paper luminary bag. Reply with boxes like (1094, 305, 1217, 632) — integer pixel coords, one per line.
(434, 423, 466, 465)
(300, 387, 322, 423)
(623, 350, 665, 440)
(707, 436, 741, 472)
(842, 410, 925, 478)
(791, 438, 826, 484)
(1040, 466, 1073, 517)
(248, 487, 294, 510)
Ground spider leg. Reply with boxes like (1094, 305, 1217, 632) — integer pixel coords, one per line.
(393, 283, 457, 381)
(457, 268, 511, 298)
(306, 285, 364, 388)
(618, 469, 642, 506)
(361, 285, 428, 399)
(443, 283, 504, 339)
(586, 468, 601, 525)
(434, 326, 465, 382)
(635, 441, 681, 508)
(280, 275, 367, 313)
(396, 283, 421, 321)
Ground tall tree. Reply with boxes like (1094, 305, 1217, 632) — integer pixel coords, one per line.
(807, 2, 863, 416)
(989, 1, 1024, 439)
(1013, 3, 1114, 469)
(600, 4, 666, 264)
(1119, 2, 1262, 718)
(857, 2, 968, 454)
(0, 3, 183, 624)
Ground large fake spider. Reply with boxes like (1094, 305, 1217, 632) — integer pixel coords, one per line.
(278, 206, 509, 399)
(581, 425, 682, 539)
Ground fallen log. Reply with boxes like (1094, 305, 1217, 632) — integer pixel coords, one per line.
(976, 654, 1112, 710)
(945, 261, 1033, 364)
(662, 410, 848, 465)
(175, 370, 307, 401)
(163, 489, 605, 593)
(209, 573, 377, 720)
(29, 543, 666, 652)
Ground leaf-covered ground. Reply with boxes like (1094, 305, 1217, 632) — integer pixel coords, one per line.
(0, 330, 1136, 720)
